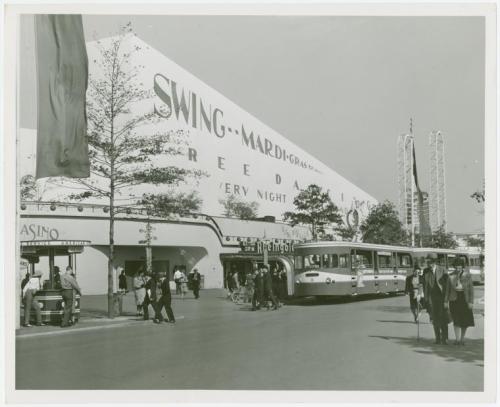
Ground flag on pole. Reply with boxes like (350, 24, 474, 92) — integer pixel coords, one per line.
(35, 15, 90, 179)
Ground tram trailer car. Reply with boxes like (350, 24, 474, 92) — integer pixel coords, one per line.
(293, 242, 481, 298)
(293, 242, 412, 298)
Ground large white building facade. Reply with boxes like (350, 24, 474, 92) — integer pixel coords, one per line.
(19, 34, 377, 294)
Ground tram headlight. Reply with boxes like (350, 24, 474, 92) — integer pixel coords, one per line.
(295, 280, 300, 284)
(325, 277, 331, 284)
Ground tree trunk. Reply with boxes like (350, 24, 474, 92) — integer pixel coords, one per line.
(107, 206, 115, 318)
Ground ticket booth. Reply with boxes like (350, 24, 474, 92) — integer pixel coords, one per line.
(20, 240, 90, 324)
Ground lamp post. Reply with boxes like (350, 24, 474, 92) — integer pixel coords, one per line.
(139, 219, 157, 274)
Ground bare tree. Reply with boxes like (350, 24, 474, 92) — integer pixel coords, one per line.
(61, 24, 203, 317)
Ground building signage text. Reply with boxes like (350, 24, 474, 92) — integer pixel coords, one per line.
(20, 224, 59, 241)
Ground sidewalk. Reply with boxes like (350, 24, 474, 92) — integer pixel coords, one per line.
(16, 289, 228, 337)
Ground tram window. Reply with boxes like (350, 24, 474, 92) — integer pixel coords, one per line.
(339, 254, 348, 268)
(304, 254, 321, 269)
(378, 254, 394, 268)
(294, 256, 303, 270)
(398, 253, 412, 268)
(353, 250, 373, 268)
(322, 254, 330, 268)
(331, 254, 339, 268)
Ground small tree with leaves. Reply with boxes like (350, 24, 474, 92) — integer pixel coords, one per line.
(140, 191, 202, 218)
(283, 184, 342, 240)
(427, 224, 458, 249)
(360, 201, 408, 245)
(465, 235, 484, 249)
(61, 24, 202, 317)
(219, 195, 259, 220)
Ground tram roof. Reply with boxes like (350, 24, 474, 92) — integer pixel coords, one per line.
(294, 241, 477, 255)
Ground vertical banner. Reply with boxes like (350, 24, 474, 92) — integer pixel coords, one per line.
(35, 15, 90, 179)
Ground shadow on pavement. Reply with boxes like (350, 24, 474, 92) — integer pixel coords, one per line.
(377, 319, 430, 325)
(369, 335, 484, 364)
(286, 294, 402, 307)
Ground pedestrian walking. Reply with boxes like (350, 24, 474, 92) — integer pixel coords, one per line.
(405, 267, 422, 322)
(445, 260, 475, 345)
(244, 271, 254, 303)
(180, 270, 189, 299)
(271, 266, 282, 306)
(22, 271, 45, 327)
(423, 254, 450, 344)
(143, 274, 160, 321)
(262, 264, 279, 310)
(133, 270, 147, 316)
(60, 266, 82, 328)
(252, 267, 263, 311)
(118, 268, 128, 294)
(174, 267, 183, 295)
(191, 268, 201, 299)
(279, 267, 288, 304)
(154, 274, 176, 324)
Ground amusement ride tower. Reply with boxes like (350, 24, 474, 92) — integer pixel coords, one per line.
(429, 130, 447, 232)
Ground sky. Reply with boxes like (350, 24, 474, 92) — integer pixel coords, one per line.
(19, 15, 485, 233)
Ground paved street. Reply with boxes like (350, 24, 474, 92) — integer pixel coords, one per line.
(16, 287, 484, 391)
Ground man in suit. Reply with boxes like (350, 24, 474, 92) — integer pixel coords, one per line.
(143, 274, 160, 321)
(154, 273, 175, 324)
(262, 264, 279, 311)
(251, 265, 263, 311)
(423, 254, 449, 344)
(191, 268, 201, 299)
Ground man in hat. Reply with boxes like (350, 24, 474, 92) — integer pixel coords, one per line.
(251, 264, 263, 311)
(423, 253, 450, 344)
(190, 268, 201, 299)
(143, 273, 160, 321)
(154, 273, 175, 324)
(22, 271, 45, 327)
(261, 264, 279, 311)
(60, 266, 82, 328)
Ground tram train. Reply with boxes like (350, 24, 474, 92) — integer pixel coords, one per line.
(293, 241, 484, 298)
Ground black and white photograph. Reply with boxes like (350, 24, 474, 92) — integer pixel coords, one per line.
(2, 2, 497, 404)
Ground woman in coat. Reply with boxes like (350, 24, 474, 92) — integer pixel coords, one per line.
(445, 260, 475, 345)
(133, 271, 147, 316)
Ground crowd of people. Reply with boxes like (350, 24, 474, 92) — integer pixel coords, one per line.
(226, 263, 288, 311)
(131, 267, 202, 324)
(405, 254, 475, 345)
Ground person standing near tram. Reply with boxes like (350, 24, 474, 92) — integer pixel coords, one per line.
(60, 266, 82, 328)
(423, 254, 450, 344)
(22, 271, 45, 327)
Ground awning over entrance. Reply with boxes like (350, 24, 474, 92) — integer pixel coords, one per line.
(21, 240, 91, 256)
